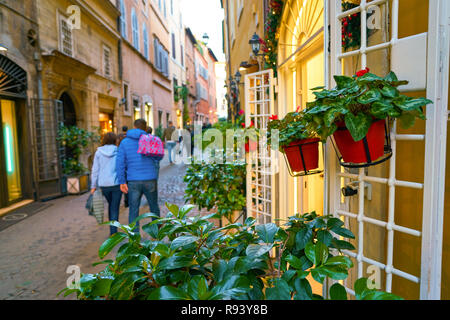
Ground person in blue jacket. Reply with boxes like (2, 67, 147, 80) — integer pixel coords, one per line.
(90, 132, 122, 235)
(116, 119, 163, 233)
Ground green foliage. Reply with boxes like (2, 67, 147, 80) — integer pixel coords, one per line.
(57, 125, 99, 175)
(59, 204, 401, 300)
(267, 111, 316, 150)
(303, 71, 433, 142)
(184, 163, 247, 224)
(155, 125, 163, 140)
(262, 0, 284, 77)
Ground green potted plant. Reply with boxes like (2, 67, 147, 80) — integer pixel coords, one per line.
(268, 110, 321, 175)
(58, 203, 402, 301)
(184, 162, 247, 225)
(303, 69, 433, 165)
(57, 125, 99, 195)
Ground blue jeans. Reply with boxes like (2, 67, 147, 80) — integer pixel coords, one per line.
(101, 185, 123, 235)
(128, 180, 160, 232)
(166, 141, 176, 163)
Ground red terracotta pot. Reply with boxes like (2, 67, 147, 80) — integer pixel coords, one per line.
(333, 119, 386, 164)
(283, 138, 320, 173)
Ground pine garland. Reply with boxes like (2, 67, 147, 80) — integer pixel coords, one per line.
(261, 0, 284, 78)
(341, 1, 376, 52)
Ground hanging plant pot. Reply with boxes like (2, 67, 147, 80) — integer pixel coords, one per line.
(282, 138, 322, 177)
(332, 119, 392, 168)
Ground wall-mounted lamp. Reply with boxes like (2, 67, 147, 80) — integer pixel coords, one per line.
(0, 43, 8, 52)
(249, 33, 262, 57)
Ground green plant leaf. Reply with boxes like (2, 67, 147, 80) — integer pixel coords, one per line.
(398, 112, 417, 129)
(210, 275, 251, 300)
(357, 89, 382, 105)
(98, 232, 128, 259)
(380, 85, 398, 98)
(255, 223, 279, 243)
(265, 279, 291, 300)
(317, 230, 332, 246)
(330, 239, 356, 250)
(327, 217, 344, 229)
(305, 241, 328, 266)
(293, 278, 313, 300)
(344, 112, 372, 142)
(246, 244, 273, 259)
(334, 75, 354, 89)
(142, 223, 159, 239)
(329, 283, 348, 300)
(90, 278, 113, 297)
(324, 255, 353, 269)
(147, 286, 190, 300)
(332, 227, 355, 239)
(109, 272, 145, 300)
(395, 98, 433, 111)
(295, 227, 313, 250)
(170, 235, 199, 251)
(157, 255, 196, 270)
(354, 277, 370, 299)
(310, 267, 327, 284)
(285, 254, 304, 270)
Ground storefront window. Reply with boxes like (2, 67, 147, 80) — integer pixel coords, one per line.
(99, 112, 114, 135)
(1, 99, 22, 202)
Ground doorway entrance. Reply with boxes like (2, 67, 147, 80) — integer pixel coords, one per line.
(1, 99, 23, 205)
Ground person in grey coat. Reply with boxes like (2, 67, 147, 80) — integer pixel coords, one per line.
(90, 132, 122, 235)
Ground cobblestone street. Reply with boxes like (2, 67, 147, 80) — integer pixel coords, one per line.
(0, 155, 206, 300)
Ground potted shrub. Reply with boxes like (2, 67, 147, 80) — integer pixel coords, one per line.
(268, 111, 321, 175)
(58, 203, 402, 300)
(184, 162, 247, 225)
(57, 125, 99, 195)
(303, 69, 433, 165)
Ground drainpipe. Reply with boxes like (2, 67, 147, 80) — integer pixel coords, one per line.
(225, 0, 234, 123)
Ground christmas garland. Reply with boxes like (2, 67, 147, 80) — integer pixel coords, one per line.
(341, 1, 376, 52)
(261, 0, 284, 78)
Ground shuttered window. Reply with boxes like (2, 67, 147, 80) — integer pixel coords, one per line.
(59, 15, 73, 57)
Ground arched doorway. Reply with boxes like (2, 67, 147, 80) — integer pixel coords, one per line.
(59, 92, 76, 127)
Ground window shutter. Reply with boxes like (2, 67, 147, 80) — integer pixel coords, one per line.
(60, 16, 73, 57)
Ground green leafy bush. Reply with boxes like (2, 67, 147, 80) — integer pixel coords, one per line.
(184, 163, 246, 224)
(267, 112, 316, 151)
(59, 204, 402, 300)
(57, 125, 99, 175)
(303, 71, 432, 142)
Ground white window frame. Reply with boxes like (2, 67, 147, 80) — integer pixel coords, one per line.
(102, 44, 112, 79)
(119, 0, 127, 39)
(131, 7, 140, 51)
(325, 0, 449, 300)
(58, 13, 74, 57)
(143, 23, 149, 59)
(245, 69, 277, 225)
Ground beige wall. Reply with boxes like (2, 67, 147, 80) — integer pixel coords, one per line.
(223, 0, 265, 119)
(37, 0, 122, 168)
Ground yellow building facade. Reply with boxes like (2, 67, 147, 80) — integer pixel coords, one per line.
(221, 0, 266, 119)
(225, 0, 450, 300)
(37, 0, 123, 163)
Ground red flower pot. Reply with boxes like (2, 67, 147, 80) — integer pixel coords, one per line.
(283, 138, 320, 172)
(333, 120, 386, 164)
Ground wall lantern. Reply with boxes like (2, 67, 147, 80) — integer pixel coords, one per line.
(249, 33, 261, 56)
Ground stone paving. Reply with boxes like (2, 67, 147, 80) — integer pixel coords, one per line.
(0, 152, 211, 300)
